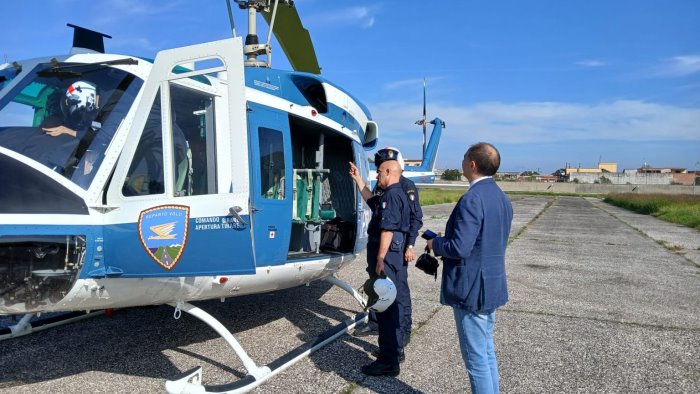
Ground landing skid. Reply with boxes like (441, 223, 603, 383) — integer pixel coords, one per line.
(165, 275, 368, 394)
(0, 310, 105, 341)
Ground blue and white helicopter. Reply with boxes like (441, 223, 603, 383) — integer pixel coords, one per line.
(0, 1, 385, 392)
(370, 80, 444, 185)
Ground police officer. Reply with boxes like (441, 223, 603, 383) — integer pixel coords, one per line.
(354, 147, 423, 351)
(349, 158, 409, 376)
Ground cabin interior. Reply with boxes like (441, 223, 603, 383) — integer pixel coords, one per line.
(286, 115, 357, 259)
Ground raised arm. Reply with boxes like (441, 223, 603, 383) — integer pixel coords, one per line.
(349, 161, 373, 202)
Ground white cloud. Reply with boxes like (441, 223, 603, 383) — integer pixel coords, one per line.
(90, 0, 185, 30)
(383, 76, 446, 91)
(652, 55, 700, 77)
(372, 99, 700, 146)
(308, 6, 379, 29)
(576, 59, 606, 67)
(384, 78, 424, 91)
(110, 37, 162, 52)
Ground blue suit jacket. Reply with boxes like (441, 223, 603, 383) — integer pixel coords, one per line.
(431, 178, 513, 312)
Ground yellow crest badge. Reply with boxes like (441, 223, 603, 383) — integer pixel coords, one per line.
(138, 205, 190, 270)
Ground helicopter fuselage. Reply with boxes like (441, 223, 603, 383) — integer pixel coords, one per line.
(0, 37, 376, 316)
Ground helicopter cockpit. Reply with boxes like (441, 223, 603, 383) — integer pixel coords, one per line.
(0, 61, 142, 190)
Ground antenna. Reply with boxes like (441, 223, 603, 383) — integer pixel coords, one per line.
(225, 0, 237, 38)
(67, 24, 111, 54)
(415, 78, 428, 160)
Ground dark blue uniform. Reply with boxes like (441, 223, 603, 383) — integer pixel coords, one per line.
(366, 182, 409, 366)
(367, 176, 423, 346)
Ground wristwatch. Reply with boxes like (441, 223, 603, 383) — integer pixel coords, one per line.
(407, 245, 414, 249)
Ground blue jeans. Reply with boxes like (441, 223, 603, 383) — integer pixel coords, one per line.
(452, 308, 499, 394)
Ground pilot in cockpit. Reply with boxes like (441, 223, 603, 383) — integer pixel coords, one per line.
(42, 80, 100, 138)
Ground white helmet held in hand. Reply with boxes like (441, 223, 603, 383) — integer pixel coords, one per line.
(363, 274, 397, 313)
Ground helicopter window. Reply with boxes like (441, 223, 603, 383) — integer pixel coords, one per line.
(291, 76, 327, 113)
(122, 92, 165, 196)
(169, 82, 217, 196)
(0, 62, 142, 189)
(259, 128, 285, 200)
(171, 58, 224, 81)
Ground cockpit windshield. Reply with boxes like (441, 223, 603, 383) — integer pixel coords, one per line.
(0, 61, 142, 189)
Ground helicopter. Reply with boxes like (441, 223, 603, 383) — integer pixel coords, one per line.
(0, 1, 388, 392)
(370, 79, 445, 185)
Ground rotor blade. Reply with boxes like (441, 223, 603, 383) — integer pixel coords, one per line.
(262, 4, 321, 74)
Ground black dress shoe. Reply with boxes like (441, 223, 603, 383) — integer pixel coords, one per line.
(361, 361, 400, 377)
(371, 349, 405, 363)
(352, 323, 378, 337)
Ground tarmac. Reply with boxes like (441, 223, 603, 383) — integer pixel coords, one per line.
(0, 195, 698, 393)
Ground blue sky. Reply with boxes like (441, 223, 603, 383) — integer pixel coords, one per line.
(3, 0, 699, 173)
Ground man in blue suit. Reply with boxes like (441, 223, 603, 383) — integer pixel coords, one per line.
(428, 142, 513, 394)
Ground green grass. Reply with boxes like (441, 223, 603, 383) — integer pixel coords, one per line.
(419, 188, 466, 205)
(418, 188, 602, 206)
(506, 191, 606, 198)
(604, 193, 700, 231)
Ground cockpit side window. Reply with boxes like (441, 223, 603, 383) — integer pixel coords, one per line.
(0, 62, 142, 189)
(169, 82, 217, 196)
(122, 91, 165, 196)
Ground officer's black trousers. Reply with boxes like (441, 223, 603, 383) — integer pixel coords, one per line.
(367, 239, 405, 366)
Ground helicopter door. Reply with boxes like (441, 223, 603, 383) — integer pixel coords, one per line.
(248, 103, 292, 266)
(102, 38, 254, 277)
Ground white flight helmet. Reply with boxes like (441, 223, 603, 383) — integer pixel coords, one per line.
(62, 80, 98, 119)
(363, 274, 397, 313)
(375, 146, 405, 170)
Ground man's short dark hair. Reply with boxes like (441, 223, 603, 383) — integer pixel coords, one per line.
(466, 142, 500, 176)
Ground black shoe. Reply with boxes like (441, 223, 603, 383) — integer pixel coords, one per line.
(353, 323, 378, 337)
(371, 349, 405, 363)
(361, 361, 400, 377)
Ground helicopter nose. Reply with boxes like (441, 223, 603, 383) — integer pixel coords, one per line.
(0, 235, 84, 315)
(0, 152, 88, 215)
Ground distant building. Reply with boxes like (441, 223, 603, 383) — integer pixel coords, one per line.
(536, 175, 558, 183)
(637, 166, 687, 174)
(564, 162, 617, 175)
(495, 172, 519, 181)
(636, 166, 694, 185)
(563, 162, 695, 185)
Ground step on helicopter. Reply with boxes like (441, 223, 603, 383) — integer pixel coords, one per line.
(0, 1, 397, 392)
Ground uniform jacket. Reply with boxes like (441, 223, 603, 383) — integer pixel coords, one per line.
(366, 183, 409, 271)
(431, 178, 513, 312)
(373, 176, 423, 246)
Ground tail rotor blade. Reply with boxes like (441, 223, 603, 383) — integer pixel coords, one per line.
(262, 4, 320, 74)
(422, 77, 427, 120)
(422, 78, 427, 156)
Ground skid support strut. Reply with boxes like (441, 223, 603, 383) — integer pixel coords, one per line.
(165, 275, 368, 394)
(0, 310, 105, 341)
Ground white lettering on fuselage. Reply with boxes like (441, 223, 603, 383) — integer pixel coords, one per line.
(253, 80, 279, 91)
(194, 216, 243, 231)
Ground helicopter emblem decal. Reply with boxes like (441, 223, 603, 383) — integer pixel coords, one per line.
(138, 205, 190, 270)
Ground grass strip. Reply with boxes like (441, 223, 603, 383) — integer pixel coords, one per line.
(604, 193, 700, 230)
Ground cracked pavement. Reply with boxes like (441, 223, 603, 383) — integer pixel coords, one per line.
(1, 195, 698, 393)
